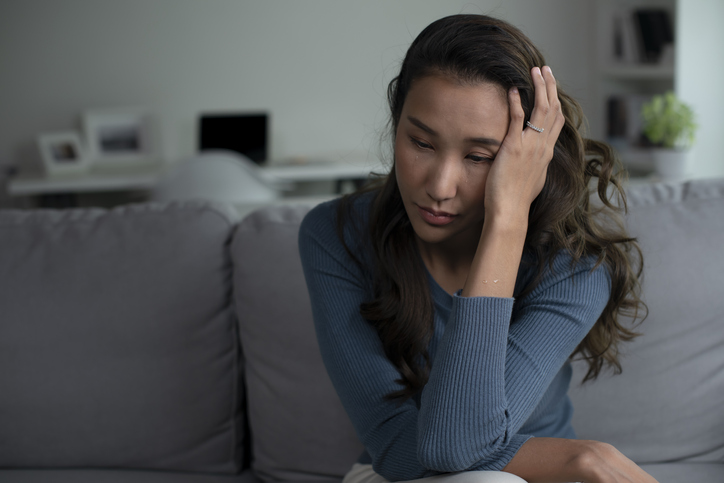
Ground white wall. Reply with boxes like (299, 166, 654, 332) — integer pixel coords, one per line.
(676, 0, 724, 179)
(0, 0, 594, 171)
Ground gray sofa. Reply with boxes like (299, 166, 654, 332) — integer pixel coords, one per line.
(1, 178, 722, 483)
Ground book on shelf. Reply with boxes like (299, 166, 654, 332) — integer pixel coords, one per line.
(606, 94, 653, 147)
(606, 94, 658, 173)
(634, 9, 674, 63)
(611, 7, 674, 66)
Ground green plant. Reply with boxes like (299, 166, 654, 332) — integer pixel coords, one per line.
(641, 92, 697, 149)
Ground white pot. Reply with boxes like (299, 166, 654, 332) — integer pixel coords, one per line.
(651, 148, 692, 180)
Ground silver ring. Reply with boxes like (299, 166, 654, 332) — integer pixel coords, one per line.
(526, 121, 544, 133)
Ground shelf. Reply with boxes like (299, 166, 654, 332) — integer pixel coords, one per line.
(7, 158, 387, 197)
(602, 63, 674, 80)
(613, 147, 655, 172)
(591, 0, 677, 142)
(8, 165, 168, 196)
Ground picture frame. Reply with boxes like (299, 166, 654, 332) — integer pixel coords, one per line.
(37, 131, 91, 176)
(83, 107, 159, 167)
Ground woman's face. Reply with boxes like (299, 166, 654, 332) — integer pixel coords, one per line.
(395, 75, 510, 253)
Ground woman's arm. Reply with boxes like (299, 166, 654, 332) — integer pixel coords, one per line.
(505, 437, 596, 483)
(299, 201, 434, 481)
(417, 251, 611, 472)
(503, 437, 660, 483)
(417, 66, 575, 470)
(421, 67, 658, 482)
(300, 199, 638, 481)
(462, 66, 564, 300)
(300, 198, 599, 478)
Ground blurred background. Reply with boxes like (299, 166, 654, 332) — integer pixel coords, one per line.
(1, 0, 721, 210)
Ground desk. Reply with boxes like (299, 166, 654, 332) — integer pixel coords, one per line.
(7, 159, 387, 198)
(7, 166, 165, 196)
(258, 160, 387, 184)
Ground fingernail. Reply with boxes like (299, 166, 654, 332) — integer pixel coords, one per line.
(511, 87, 518, 94)
(544, 66, 553, 75)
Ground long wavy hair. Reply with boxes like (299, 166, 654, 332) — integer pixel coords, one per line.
(338, 14, 646, 402)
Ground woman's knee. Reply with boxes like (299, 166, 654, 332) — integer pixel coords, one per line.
(422, 470, 527, 483)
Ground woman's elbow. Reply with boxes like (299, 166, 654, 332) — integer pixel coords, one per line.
(416, 433, 508, 473)
(374, 465, 430, 483)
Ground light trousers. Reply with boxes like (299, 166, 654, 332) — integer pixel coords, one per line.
(342, 463, 528, 483)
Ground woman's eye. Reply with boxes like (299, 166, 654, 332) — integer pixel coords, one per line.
(411, 137, 432, 150)
(468, 154, 493, 163)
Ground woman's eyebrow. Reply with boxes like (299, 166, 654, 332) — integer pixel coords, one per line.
(407, 115, 501, 146)
(408, 116, 437, 135)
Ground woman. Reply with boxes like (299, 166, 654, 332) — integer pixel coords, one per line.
(299, 14, 652, 483)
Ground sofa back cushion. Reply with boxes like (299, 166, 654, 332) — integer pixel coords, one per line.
(0, 202, 244, 473)
(232, 204, 364, 483)
(569, 178, 724, 464)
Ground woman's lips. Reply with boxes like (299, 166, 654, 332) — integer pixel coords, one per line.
(416, 205, 457, 226)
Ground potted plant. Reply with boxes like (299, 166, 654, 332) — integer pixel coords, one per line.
(641, 91, 697, 180)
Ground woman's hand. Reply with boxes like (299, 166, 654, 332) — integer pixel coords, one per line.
(577, 441, 661, 483)
(502, 437, 660, 483)
(461, 66, 564, 298)
(483, 66, 565, 225)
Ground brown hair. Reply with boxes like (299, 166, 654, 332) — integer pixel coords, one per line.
(339, 14, 646, 401)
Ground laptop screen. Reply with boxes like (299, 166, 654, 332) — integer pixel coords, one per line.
(198, 112, 268, 165)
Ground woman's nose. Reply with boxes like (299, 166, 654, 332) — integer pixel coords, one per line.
(425, 155, 458, 202)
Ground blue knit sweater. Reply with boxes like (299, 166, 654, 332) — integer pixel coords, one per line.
(298, 193, 611, 481)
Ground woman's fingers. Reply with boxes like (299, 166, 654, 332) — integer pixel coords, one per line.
(527, 66, 549, 133)
(507, 87, 525, 138)
(541, 66, 565, 139)
(542, 66, 558, 111)
(527, 65, 564, 137)
(485, 65, 564, 214)
(525, 66, 562, 196)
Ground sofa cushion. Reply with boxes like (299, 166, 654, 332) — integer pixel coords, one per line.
(0, 468, 260, 483)
(232, 204, 364, 483)
(0, 201, 244, 473)
(640, 463, 724, 482)
(569, 178, 724, 464)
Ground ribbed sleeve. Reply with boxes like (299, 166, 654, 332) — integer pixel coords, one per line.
(418, 296, 515, 471)
(298, 196, 611, 481)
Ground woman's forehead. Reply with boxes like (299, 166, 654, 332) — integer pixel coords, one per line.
(401, 76, 509, 134)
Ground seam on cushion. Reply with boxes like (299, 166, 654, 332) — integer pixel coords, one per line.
(224, 220, 243, 473)
(229, 223, 246, 472)
(236, 204, 315, 236)
(189, 202, 238, 227)
(229, 306, 243, 472)
(626, 180, 724, 209)
(121, 201, 239, 229)
(0, 201, 238, 228)
(626, 196, 724, 214)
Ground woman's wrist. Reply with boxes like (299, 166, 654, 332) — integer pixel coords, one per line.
(569, 440, 612, 481)
(482, 210, 529, 239)
(503, 437, 603, 482)
(461, 213, 528, 298)
(483, 196, 532, 228)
